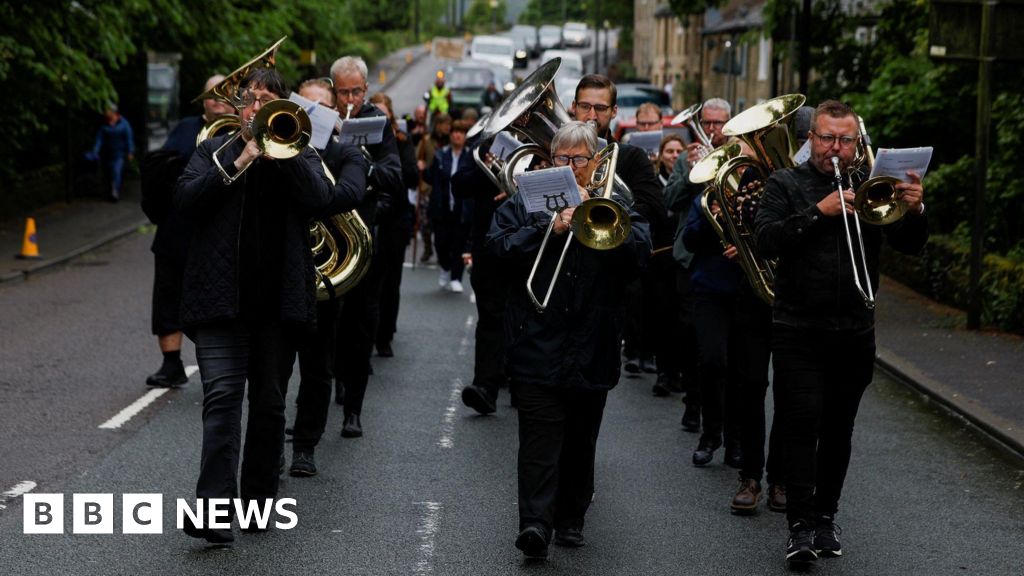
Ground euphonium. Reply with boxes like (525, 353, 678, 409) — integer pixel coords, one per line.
(310, 162, 372, 301)
(700, 93, 807, 305)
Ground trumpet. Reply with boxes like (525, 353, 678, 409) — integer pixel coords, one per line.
(671, 102, 714, 165)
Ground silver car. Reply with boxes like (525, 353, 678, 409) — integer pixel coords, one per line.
(561, 22, 590, 48)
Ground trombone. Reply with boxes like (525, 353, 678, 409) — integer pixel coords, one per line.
(526, 143, 632, 312)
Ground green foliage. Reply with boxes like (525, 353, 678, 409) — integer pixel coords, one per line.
(464, 0, 507, 32)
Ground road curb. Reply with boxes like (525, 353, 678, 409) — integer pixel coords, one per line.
(1, 219, 147, 285)
(380, 47, 430, 93)
(875, 347, 1024, 461)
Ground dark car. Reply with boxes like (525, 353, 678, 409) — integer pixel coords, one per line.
(446, 63, 497, 116)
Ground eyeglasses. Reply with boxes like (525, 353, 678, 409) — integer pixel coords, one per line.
(636, 119, 661, 128)
(575, 102, 612, 113)
(552, 154, 593, 168)
(334, 86, 367, 99)
(812, 131, 858, 147)
(238, 90, 276, 107)
(700, 119, 726, 128)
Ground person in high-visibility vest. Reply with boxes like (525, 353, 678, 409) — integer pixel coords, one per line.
(428, 71, 451, 117)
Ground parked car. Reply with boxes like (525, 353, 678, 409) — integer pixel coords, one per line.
(468, 35, 516, 70)
(561, 22, 590, 48)
(508, 24, 540, 58)
(538, 25, 562, 50)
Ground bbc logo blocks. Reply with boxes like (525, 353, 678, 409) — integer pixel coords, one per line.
(24, 494, 164, 534)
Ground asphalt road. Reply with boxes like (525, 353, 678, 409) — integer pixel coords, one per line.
(0, 230, 1022, 575)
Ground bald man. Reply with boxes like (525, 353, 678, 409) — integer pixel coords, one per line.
(141, 74, 233, 387)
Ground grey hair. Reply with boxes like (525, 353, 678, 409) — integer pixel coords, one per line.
(703, 97, 731, 116)
(330, 56, 368, 81)
(551, 120, 599, 157)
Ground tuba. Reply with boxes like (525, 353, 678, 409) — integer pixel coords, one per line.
(693, 93, 806, 305)
(194, 37, 371, 300)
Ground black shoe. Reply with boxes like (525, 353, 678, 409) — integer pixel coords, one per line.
(786, 522, 818, 566)
(624, 357, 641, 374)
(289, 451, 317, 477)
(461, 385, 496, 415)
(640, 357, 657, 374)
(814, 516, 843, 557)
(692, 435, 722, 467)
(515, 526, 549, 559)
(341, 413, 362, 438)
(680, 403, 700, 432)
(377, 342, 394, 357)
(554, 527, 586, 548)
(146, 363, 188, 387)
(182, 520, 234, 545)
(652, 374, 671, 397)
(724, 442, 744, 469)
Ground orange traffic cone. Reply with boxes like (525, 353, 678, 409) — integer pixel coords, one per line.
(16, 217, 41, 259)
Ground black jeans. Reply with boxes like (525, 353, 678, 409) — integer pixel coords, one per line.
(336, 256, 385, 416)
(433, 212, 465, 281)
(290, 298, 341, 453)
(691, 293, 748, 446)
(376, 218, 410, 349)
(515, 382, 608, 535)
(772, 323, 875, 526)
(470, 255, 509, 399)
(676, 268, 700, 405)
(193, 321, 296, 509)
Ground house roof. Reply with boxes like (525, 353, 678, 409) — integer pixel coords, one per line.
(702, 0, 765, 35)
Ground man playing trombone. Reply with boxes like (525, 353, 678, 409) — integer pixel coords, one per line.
(487, 121, 652, 559)
(754, 100, 926, 566)
(176, 67, 336, 544)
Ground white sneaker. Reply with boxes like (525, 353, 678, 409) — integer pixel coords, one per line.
(449, 279, 464, 293)
(438, 269, 451, 288)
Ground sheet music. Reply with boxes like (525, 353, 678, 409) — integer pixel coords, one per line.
(514, 166, 582, 214)
(624, 130, 663, 156)
(869, 147, 933, 182)
(397, 118, 408, 135)
(339, 115, 387, 146)
(793, 139, 812, 164)
(490, 131, 520, 161)
(288, 92, 339, 150)
(663, 126, 692, 145)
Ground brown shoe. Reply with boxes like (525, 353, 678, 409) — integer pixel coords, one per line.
(768, 484, 787, 513)
(730, 478, 762, 515)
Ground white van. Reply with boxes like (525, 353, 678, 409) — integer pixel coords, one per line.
(540, 49, 584, 78)
(469, 35, 516, 70)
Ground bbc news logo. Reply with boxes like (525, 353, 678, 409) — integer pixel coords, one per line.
(22, 494, 297, 534)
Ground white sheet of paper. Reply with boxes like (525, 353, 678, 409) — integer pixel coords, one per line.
(597, 137, 608, 150)
(339, 115, 387, 146)
(624, 130, 663, 156)
(397, 119, 408, 135)
(793, 139, 812, 164)
(515, 166, 582, 214)
(663, 126, 692, 145)
(288, 92, 339, 150)
(490, 131, 520, 161)
(869, 147, 933, 182)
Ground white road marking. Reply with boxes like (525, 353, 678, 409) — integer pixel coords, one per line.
(0, 480, 37, 510)
(98, 365, 198, 429)
(438, 316, 475, 449)
(412, 501, 442, 575)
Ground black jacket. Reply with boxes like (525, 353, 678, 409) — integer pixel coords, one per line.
(754, 161, 928, 330)
(141, 115, 204, 264)
(486, 193, 652, 390)
(608, 137, 673, 251)
(452, 139, 503, 257)
(350, 103, 403, 227)
(175, 133, 335, 329)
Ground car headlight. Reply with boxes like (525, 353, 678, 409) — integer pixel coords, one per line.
(516, 50, 527, 59)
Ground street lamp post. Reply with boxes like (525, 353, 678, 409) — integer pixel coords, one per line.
(490, 0, 498, 32)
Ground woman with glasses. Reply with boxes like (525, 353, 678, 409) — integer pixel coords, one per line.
(487, 120, 652, 559)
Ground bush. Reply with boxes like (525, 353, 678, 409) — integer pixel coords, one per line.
(882, 234, 1024, 333)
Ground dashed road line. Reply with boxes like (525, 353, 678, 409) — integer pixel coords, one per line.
(98, 365, 198, 429)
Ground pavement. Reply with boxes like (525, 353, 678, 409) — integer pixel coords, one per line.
(2, 41, 1021, 465)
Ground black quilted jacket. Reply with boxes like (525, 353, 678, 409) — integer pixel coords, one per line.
(174, 134, 335, 329)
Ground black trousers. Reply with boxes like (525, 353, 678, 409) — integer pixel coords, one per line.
(193, 321, 296, 509)
(621, 278, 650, 360)
(515, 381, 608, 535)
(336, 255, 385, 416)
(290, 298, 342, 453)
(772, 323, 875, 527)
(675, 268, 700, 404)
(376, 218, 410, 349)
(151, 253, 185, 336)
(470, 255, 509, 398)
(433, 212, 465, 281)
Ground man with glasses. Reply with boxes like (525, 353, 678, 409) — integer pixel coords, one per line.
(175, 68, 336, 544)
(571, 74, 673, 378)
(330, 56, 402, 439)
(487, 121, 652, 559)
(755, 100, 926, 567)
